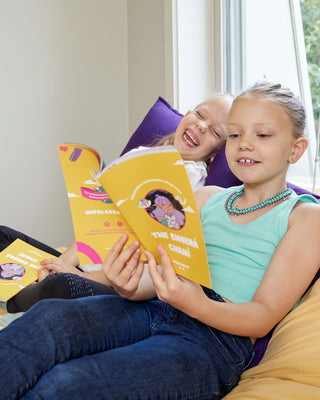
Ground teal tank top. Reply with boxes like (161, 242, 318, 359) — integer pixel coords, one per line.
(201, 185, 318, 303)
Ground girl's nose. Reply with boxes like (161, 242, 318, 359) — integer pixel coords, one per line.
(239, 137, 254, 151)
(196, 121, 207, 134)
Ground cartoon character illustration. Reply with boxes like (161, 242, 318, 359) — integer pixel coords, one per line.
(146, 191, 185, 230)
(0, 263, 25, 281)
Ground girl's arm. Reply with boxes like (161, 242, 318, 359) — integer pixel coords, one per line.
(147, 191, 320, 339)
(39, 241, 111, 284)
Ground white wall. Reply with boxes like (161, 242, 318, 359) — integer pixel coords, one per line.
(0, 0, 129, 247)
(127, 0, 167, 135)
(0, 0, 215, 249)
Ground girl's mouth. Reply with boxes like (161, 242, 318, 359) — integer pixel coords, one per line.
(183, 130, 199, 147)
(237, 158, 260, 165)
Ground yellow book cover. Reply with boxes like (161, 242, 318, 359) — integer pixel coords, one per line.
(58, 143, 142, 265)
(0, 239, 57, 301)
(97, 145, 210, 288)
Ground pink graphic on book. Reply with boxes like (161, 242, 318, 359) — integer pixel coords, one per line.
(81, 187, 111, 201)
(76, 242, 103, 264)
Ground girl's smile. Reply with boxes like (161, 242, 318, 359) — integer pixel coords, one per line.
(182, 129, 200, 148)
(237, 158, 260, 165)
(173, 96, 232, 162)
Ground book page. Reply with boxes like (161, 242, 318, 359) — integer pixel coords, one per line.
(58, 144, 141, 265)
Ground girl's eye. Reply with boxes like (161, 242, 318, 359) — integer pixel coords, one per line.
(228, 133, 240, 139)
(257, 133, 270, 138)
(195, 110, 203, 118)
(210, 128, 221, 139)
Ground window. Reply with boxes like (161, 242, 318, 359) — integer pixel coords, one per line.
(226, 0, 317, 189)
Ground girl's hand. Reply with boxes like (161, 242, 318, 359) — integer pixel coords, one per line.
(145, 246, 205, 315)
(102, 235, 145, 299)
(39, 258, 84, 281)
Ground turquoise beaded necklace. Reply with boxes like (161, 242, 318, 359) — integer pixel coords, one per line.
(225, 188, 292, 216)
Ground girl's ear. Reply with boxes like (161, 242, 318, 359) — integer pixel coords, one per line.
(289, 137, 308, 164)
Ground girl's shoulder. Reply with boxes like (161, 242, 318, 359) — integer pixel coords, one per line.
(288, 195, 320, 229)
(195, 185, 242, 213)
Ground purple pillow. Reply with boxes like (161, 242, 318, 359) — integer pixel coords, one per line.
(205, 144, 241, 187)
(120, 97, 183, 156)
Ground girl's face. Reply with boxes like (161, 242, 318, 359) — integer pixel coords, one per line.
(173, 97, 231, 162)
(157, 201, 174, 214)
(226, 96, 303, 186)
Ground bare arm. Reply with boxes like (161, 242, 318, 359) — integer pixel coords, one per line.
(39, 241, 110, 285)
(147, 194, 320, 339)
(58, 241, 79, 266)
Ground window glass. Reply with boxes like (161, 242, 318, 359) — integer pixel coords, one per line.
(226, 0, 317, 189)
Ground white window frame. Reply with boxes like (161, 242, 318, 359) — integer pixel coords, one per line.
(164, 0, 228, 112)
(164, 0, 317, 189)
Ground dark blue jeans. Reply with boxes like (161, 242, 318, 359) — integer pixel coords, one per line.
(0, 292, 253, 400)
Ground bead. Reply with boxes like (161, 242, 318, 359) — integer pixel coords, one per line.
(225, 188, 292, 216)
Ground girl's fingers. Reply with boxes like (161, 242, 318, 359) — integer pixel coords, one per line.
(38, 269, 49, 281)
(144, 251, 159, 282)
(104, 234, 130, 264)
(119, 248, 142, 281)
(125, 260, 144, 289)
(40, 258, 57, 266)
(145, 249, 167, 290)
(106, 235, 141, 269)
(156, 246, 177, 281)
(104, 237, 142, 288)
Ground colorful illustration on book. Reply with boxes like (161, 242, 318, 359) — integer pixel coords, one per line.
(76, 242, 103, 264)
(94, 185, 113, 204)
(80, 186, 112, 204)
(141, 190, 186, 230)
(0, 263, 25, 281)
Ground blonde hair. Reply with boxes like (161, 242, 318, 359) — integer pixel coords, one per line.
(234, 81, 306, 138)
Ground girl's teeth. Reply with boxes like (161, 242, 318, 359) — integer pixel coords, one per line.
(184, 132, 198, 146)
(240, 159, 254, 163)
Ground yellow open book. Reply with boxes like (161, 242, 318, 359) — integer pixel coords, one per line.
(0, 239, 57, 301)
(58, 144, 211, 288)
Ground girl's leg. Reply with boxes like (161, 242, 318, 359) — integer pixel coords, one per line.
(21, 305, 253, 400)
(0, 225, 61, 256)
(6, 273, 117, 313)
(0, 295, 157, 400)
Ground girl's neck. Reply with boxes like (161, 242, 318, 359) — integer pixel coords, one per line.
(227, 181, 289, 225)
(241, 181, 288, 204)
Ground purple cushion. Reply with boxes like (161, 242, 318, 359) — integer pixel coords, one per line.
(120, 97, 183, 156)
(286, 181, 320, 200)
(205, 144, 242, 187)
